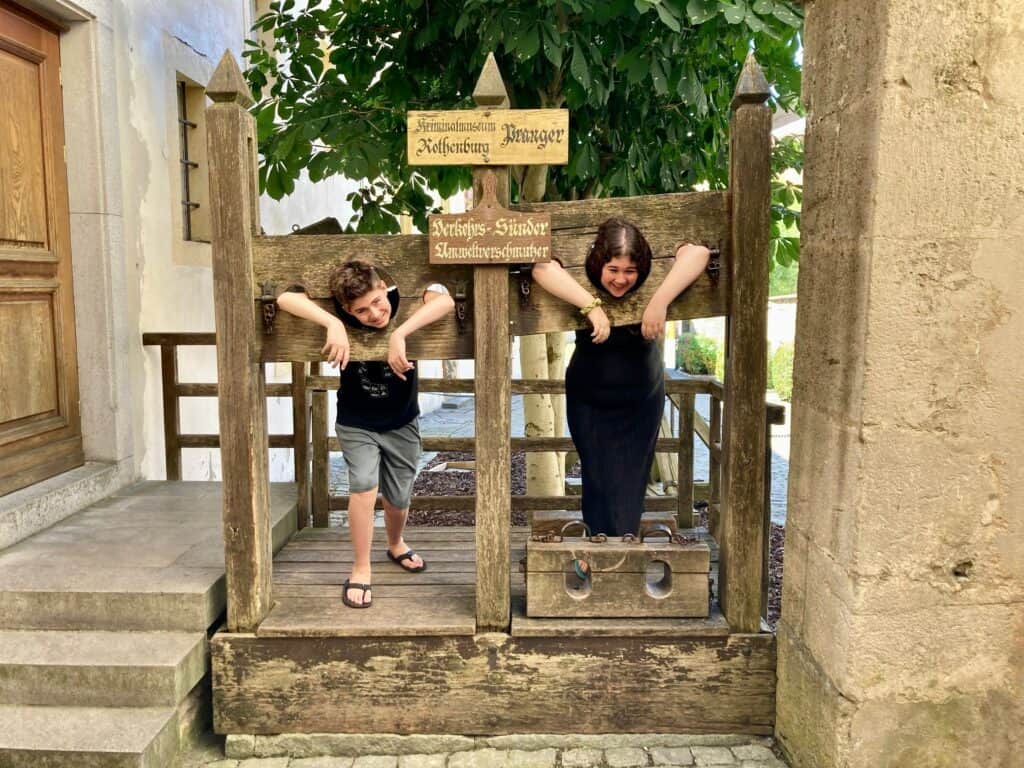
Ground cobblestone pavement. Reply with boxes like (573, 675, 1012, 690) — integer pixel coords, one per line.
(328, 391, 790, 527)
(180, 733, 789, 767)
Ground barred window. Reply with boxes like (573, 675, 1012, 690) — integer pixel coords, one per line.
(176, 78, 210, 242)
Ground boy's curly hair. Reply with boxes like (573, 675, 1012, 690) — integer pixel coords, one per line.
(329, 260, 381, 307)
(584, 218, 653, 293)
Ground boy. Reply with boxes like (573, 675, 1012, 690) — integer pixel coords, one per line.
(277, 261, 454, 608)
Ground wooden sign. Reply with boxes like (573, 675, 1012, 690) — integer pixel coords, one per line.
(428, 172, 552, 265)
(408, 109, 569, 166)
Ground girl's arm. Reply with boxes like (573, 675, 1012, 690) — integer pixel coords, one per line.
(387, 288, 456, 380)
(640, 244, 711, 340)
(277, 290, 350, 369)
(530, 261, 611, 343)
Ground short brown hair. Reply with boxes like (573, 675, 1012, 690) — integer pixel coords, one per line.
(329, 260, 381, 307)
(584, 218, 652, 293)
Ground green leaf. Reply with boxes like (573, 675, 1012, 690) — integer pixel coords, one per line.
(721, 1, 748, 24)
(686, 0, 718, 23)
(655, 3, 681, 32)
(514, 24, 540, 60)
(772, 2, 802, 27)
(753, 0, 775, 13)
(571, 42, 591, 89)
(651, 58, 669, 95)
(542, 24, 562, 68)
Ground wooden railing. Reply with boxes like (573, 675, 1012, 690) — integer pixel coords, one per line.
(144, 332, 784, 618)
(308, 375, 722, 529)
(142, 332, 312, 528)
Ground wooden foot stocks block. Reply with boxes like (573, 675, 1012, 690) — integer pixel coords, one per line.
(525, 536, 710, 618)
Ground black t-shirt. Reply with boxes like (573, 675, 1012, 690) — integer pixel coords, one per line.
(332, 288, 419, 432)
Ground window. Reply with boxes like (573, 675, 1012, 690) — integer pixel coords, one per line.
(176, 78, 210, 242)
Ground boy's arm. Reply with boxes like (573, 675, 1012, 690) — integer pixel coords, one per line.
(386, 288, 456, 380)
(530, 260, 611, 343)
(276, 290, 350, 369)
(640, 243, 711, 340)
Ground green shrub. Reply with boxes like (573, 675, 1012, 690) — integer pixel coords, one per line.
(676, 333, 719, 376)
(771, 343, 795, 401)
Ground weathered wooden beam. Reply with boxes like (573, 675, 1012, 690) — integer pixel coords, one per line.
(291, 362, 310, 530)
(306, 376, 717, 395)
(206, 50, 272, 633)
(472, 53, 511, 632)
(211, 632, 776, 735)
(311, 389, 329, 528)
(159, 345, 181, 481)
(327, 494, 686, 513)
(719, 54, 771, 633)
(677, 392, 695, 527)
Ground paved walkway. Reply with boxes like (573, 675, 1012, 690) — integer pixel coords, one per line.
(329, 389, 791, 527)
(181, 733, 788, 767)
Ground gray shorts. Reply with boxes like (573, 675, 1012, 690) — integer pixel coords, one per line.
(335, 418, 421, 509)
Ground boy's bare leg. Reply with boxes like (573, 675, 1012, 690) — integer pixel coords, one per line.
(346, 488, 377, 605)
(382, 497, 424, 569)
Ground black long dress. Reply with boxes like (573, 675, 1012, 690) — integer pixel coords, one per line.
(565, 324, 664, 536)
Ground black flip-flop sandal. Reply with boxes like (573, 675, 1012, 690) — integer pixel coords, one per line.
(387, 549, 428, 573)
(342, 578, 372, 609)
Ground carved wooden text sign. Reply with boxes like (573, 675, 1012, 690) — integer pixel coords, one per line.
(407, 109, 569, 166)
(428, 207, 551, 265)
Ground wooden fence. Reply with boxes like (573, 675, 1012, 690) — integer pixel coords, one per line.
(143, 332, 783, 582)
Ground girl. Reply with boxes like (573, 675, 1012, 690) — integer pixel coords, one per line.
(531, 218, 710, 537)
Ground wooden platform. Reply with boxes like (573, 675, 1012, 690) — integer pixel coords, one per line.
(262, 526, 725, 638)
(211, 525, 774, 736)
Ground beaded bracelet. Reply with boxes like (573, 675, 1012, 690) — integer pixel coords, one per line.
(579, 297, 603, 316)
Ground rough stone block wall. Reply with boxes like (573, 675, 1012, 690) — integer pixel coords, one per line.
(776, 2, 1024, 767)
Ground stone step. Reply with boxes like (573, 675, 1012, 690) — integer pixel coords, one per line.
(0, 630, 206, 707)
(0, 704, 179, 768)
(0, 564, 225, 632)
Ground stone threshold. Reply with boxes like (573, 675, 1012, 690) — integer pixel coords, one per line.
(0, 461, 131, 551)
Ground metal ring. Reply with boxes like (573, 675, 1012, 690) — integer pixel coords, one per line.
(640, 524, 674, 543)
(588, 533, 608, 544)
(621, 533, 638, 544)
(560, 520, 592, 538)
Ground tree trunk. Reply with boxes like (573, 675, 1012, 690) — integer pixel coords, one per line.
(521, 334, 562, 496)
(546, 329, 568, 485)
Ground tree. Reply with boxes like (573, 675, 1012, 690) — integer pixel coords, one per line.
(245, 0, 803, 247)
(245, 0, 804, 495)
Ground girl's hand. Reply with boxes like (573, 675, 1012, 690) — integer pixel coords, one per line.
(387, 331, 414, 381)
(587, 306, 611, 344)
(322, 319, 350, 369)
(641, 300, 667, 340)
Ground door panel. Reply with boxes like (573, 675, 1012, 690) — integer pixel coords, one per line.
(0, 2, 82, 496)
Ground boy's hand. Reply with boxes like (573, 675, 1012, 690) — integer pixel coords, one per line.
(387, 331, 414, 381)
(322, 319, 350, 369)
(587, 306, 611, 344)
(641, 299, 667, 340)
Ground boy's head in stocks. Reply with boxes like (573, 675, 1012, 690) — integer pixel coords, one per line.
(329, 260, 392, 329)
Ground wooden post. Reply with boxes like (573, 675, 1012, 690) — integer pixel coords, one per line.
(206, 51, 272, 633)
(472, 54, 512, 632)
(160, 344, 182, 481)
(708, 393, 723, 539)
(677, 393, 695, 528)
(311, 388, 329, 528)
(291, 361, 310, 529)
(719, 54, 771, 633)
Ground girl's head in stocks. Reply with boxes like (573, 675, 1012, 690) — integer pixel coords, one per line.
(585, 218, 652, 299)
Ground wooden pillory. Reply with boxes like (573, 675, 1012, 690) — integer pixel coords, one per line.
(206, 50, 774, 735)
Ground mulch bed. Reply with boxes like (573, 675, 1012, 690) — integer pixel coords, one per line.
(408, 450, 785, 629)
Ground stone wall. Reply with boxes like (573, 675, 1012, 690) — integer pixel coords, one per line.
(776, 2, 1024, 766)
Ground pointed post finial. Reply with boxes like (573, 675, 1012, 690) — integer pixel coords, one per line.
(208, 50, 255, 109)
(473, 53, 510, 108)
(731, 53, 771, 110)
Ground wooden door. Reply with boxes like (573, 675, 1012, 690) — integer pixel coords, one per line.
(0, 2, 82, 496)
